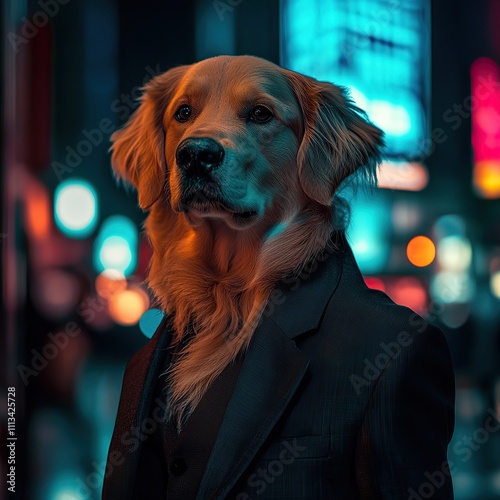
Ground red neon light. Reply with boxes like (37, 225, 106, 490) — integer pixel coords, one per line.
(471, 57, 500, 198)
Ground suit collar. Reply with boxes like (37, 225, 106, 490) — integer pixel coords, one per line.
(270, 229, 345, 339)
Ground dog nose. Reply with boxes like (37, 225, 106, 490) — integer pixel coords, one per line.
(176, 138, 225, 175)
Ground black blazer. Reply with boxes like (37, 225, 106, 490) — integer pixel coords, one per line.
(102, 232, 455, 499)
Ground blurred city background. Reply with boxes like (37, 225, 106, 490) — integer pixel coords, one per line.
(1, 0, 500, 498)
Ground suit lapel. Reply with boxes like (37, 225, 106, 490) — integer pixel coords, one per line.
(196, 316, 310, 499)
(271, 229, 345, 338)
(103, 315, 172, 500)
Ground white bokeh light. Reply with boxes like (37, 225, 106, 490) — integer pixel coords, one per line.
(54, 180, 98, 237)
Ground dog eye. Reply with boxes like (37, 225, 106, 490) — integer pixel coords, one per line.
(249, 105, 273, 123)
(175, 105, 192, 122)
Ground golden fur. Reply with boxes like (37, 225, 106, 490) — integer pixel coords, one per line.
(110, 55, 383, 428)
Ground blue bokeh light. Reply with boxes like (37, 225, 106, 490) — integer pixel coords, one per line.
(139, 308, 166, 339)
(346, 190, 391, 274)
(93, 215, 138, 277)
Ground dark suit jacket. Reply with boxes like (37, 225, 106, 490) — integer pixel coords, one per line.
(102, 232, 455, 499)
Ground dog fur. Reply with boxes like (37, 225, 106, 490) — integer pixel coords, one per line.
(110, 55, 384, 428)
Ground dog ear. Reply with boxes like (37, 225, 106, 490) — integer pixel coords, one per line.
(110, 65, 188, 210)
(284, 71, 385, 206)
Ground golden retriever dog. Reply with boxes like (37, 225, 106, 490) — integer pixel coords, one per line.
(110, 55, 383, 429)
(105, 55, 456, 499)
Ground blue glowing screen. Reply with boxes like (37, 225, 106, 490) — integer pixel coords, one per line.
(280, 0, 430, 159)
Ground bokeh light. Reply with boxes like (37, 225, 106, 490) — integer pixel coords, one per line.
(25, 179, 51, 240)
(406, 235, 436, 267)
(348, 191, 391, 274)
(31, 270, 81, 319)
(93, 215, 138, 277)
(471, 57, 500, 198)
(491, 271, 500, 299)
(139, 308, 165, 338)
(378, 161, 429, 192)
(46, 472, 87, 500)
(391, 201, 422, 235)
(364, 276, 385, 292)
(474, 160, 500, 198)
(95, 269, 127, 300)
(440, 304, 470, 329)
(54, 179, 98, 238)
(108, 288, 149, 326)
(434, 214, 467, 240)
(431, 271, 475, 303)
(389, 276, 428, 314)
(437, 235, 473, 272)
(98, 236, 133, 275)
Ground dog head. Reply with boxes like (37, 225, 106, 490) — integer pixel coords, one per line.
(111, 55, 384, 232)
(110, 56, 385, 422)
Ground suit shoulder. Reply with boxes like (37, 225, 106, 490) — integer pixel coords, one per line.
(323, 277, 444, 354)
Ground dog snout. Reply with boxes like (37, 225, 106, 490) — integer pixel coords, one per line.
(176, 137, 225, 177)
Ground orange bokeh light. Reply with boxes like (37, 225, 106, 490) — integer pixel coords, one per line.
(474, 160, 500, 198)
(25, 180, 51, 240)
(95, 269, 127, 299)
(108, 288, 149, 326)
(406, 236, 436, 267)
